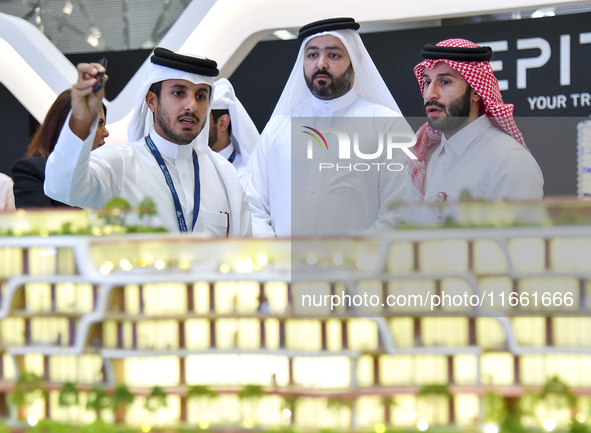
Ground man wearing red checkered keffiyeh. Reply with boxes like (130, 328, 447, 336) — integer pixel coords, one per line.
(408, 38, 543, 202)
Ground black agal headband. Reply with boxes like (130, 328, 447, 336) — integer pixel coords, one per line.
(298, 17, 360, 42)
(151, 47, 219, 77)
(421, 43, 493, 62)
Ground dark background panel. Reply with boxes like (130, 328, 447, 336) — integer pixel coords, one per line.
(229, 12, 591, 197)
(3, 12, 590, 196)
(66, 49, 152, 103)
(0, 50, 151, 177)
(362, 12, 591, 119)
(230, 11, 591, 133)
(229, 39, 301, 131)
(0, 84, 36, 177)
(515, 117, 581, 197)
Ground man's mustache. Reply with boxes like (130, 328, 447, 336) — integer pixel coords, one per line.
(312, 70, 334, 80)
(177, 112, 199, 122)
(424, 100, 446, 111)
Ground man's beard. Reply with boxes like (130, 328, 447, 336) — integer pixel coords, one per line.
(424, 85, 472, 134)
(155, 104, 200, 145)
(305, 63, 353, 100)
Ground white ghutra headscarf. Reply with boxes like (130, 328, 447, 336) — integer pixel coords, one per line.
(212, 78, 260, 176)
(127, 57, 215, 152)
(271, 28, 403, 117)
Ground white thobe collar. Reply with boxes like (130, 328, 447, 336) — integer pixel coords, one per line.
(218, 140, 235, 160)
(310, 88, 358, 113)
(436, 115, 491, 158)
(148, 128, 194, 161)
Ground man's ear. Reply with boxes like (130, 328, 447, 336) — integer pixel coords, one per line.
(471, 89, 484, 115)
(146, 91, 158, 112)
(218, 114, 231, 132)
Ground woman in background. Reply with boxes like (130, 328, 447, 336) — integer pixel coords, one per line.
(12, 89, 109, 208)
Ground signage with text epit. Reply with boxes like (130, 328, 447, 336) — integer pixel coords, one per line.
(366, 11, 591, 118)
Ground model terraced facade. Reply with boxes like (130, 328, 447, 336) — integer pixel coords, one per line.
(0, 213, 589, 429)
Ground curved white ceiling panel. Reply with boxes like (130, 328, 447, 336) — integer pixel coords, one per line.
(0, 0, 587, 146)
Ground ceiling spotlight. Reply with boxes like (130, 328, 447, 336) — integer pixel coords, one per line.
(63, 0, 74, 15)
(532, 8, 556, 18)
(273, 30, 297, 40)
(87, 35, 99, 47)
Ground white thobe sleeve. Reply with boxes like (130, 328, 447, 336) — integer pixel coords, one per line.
(243, 128, 276, 238)
(236, 189, 253, 238)
(44, 110, 124, 208)
(486, 148, 544, 201)
(369, 116, 415, 231)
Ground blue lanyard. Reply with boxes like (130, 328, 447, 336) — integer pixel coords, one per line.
(145, 135, 200, 232)
(228, 149, 237, 164)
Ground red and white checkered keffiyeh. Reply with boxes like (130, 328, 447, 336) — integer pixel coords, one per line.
(409, 38, 528, 200)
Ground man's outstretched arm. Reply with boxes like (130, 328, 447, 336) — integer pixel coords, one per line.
(45, 62, 120, 208)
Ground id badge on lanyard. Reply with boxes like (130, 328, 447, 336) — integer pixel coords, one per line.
(145, 135, 200, 232)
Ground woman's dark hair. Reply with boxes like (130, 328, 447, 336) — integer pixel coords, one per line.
(26, 89, 107, 159)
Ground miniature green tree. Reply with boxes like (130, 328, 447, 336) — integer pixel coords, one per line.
(86, 386, 110, 421)
(540, 376, 577, 420)
(496, 387, 535, 433)
(555, 210, 587, 226)
(381, 396, 397, 426)
(185, 385, 217, 426)
(102, 197, 132, 225)
(111, 384, 134, 424)
(417, 384, 452, 399)
(104, 197, 132, 211)
(518, 388, 538, 418)
(58, 382, 79, 422)
(145, 386, 168, 428)
(570, 419, 591, 433)
(483, 390, 507, 423)
(417, 384, 452, 425)
(459, 188, 473, 200)
(238, 384, 265, 425)
(282, 395, 300, 425)
(9, 372, 43, 420)
(499, 414, 527, 433)
(326, 397, 351, 429)
(138, 197, 158, 227)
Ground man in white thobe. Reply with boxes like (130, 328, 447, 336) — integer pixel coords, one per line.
(244, 17, 413, 238)
(209, 78, 259, 181)
(44, 48, 251, 237)
(409, 39, 543, 204)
